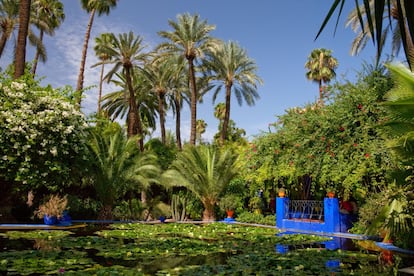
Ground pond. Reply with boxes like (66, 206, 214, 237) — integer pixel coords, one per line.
(0, 222, 412, 275)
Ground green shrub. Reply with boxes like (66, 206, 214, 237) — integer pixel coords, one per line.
(236, 211, 275, 226)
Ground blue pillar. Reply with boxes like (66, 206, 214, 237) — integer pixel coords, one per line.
(276, 197, 288, 229)
(323, 197, 340, 233)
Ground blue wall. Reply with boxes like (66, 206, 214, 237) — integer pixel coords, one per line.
(276, 197, 349, 233)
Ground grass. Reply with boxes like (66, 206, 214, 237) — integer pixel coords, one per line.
(0, 222, 402, 275)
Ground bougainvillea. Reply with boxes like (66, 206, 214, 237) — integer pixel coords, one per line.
(244, 66, 398, 200)
(0, 74, 88, 192)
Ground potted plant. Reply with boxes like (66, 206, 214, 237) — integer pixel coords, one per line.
(34, 194, 68, 225)
(219, 194, 241, 218)
(326, 189, 335, 198)
(278, 188, 286, 198)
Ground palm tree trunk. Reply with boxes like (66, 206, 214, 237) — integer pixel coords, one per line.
(175, 98, 182, 150)
(157, 90, 166, 144)
(202, 202, 216, 221)
(76, 8, 96, 108)
(220, 84, 232, 144)
(32, 30, 44, 75)
(125, 66, 144, 151)
(188, 59, 197, 145)
(318, 79, 324, 105)
(97, 62, 105, 114)
(0, 32, 8, 58)
(14, 0, 31, 79)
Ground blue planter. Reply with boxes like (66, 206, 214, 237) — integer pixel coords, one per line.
(43, 215, 58, 225)
(58, 211, 72, 226)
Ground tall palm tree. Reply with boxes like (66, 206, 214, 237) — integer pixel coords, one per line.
(101, 71, 158, 137)
(14, 0, 31, 78)
(203, 41, 263, 144)
(87, 121, 160, 220)
(305, 48, 338, 104)
(316, 0, 414, 71)
(99, 31, 149, 151)
(76, 0, 117, 107)
(141, 58, 177, 145)
(92, 32, 113, 114)
(157, 13, 218, 145)
(30, 0, 65, 75)
(163, 145, 239, 221)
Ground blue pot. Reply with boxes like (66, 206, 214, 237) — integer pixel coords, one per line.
(58, 211, 72, 226)
(43, 215, 57, 225)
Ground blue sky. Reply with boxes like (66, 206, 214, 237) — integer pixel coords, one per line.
(1, 1, 380, 142)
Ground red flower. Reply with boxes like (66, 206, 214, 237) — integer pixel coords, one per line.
(357, 103, 363, 110)
(339, 126, 345, 132)
(365, 153, 370, 158)
(353, 143, 358, 147)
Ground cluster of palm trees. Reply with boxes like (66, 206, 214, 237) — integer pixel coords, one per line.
(0, 0, 65, 78)
(89, 12, 263, 148)
(1, 1, 263, 148)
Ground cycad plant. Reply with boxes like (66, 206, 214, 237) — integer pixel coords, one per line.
(87, 121, 160, 219)
(163, 145, 239, 221)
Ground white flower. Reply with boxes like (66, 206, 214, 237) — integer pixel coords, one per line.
(50, 147, 58, 156)
(11, 81, 25, 91)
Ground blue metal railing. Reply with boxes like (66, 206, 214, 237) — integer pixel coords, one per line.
(285, 200, 324, 220)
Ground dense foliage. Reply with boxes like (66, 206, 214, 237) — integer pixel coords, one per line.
(0, 73, 88, 192)
(244, 66, 396, 200)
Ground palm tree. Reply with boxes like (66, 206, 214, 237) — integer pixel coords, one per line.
(0, 0, 19, 59)
(101, 71, 158, 144)
(0, 0, 46, 70)
(76, 0, 117, 107)
(99, 31, 149, 151)
(92, 32, 113, 114)
(30, 0, 65, 75)
(87, 121, 160, 220)
(14, 0, 31, 78)
(157, 13, 218, 145)
(316, 0, 414, 71)
(141, 58, 177, 145)
(163, 145, 239, 221)
(196, 119, 207, 144)
(203, 40, 262, 144)
(305, 48, 338, 104)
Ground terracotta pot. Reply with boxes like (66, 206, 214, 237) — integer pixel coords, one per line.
(327, 191, 335, 198)
(226, 210, 234, 218)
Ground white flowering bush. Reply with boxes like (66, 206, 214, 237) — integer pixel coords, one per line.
(0, 75, 88, 192)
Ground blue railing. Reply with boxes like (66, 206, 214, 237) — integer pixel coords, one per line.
(285, 200, 324, 220)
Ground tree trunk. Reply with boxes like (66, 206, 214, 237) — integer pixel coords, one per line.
(157, 89, 166, 144)
(175, 98, 182, 150)
(76, 9, 96, 108)
(97, 62, 105, 114)
(0, 32, 9, 58)
(202, 208, 215, 222)
(125, 66, 144, 152)
(202, 201, 216, 221)
(318, 79, 324, 105)
(220, 84, 232, 144)
(32, 30, 43, 75)
(188, 58, 197, 145)
(14, 0, 31, 79)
